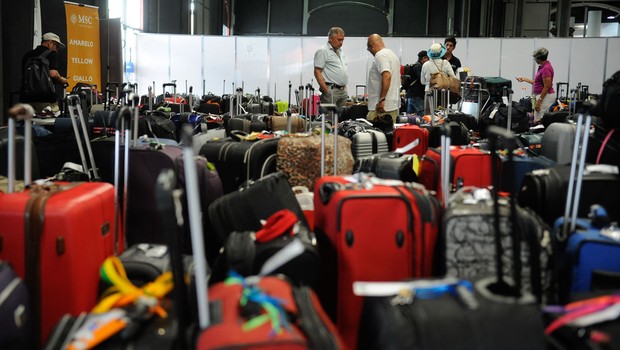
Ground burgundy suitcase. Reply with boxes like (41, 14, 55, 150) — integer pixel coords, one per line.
(313, 174, 440, 349)
(418, 146, 493, 203)
(392, 124, 429, 157)
(0, 104, 119, 345)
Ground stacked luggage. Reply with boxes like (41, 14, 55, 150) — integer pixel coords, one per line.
(3, 70, 620, 350)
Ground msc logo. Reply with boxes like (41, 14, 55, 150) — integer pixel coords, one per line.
(71, 14, 94, 25)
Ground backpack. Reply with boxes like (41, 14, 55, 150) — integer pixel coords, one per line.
(594, 70, 620, 128)
(21, 50, 56, 101)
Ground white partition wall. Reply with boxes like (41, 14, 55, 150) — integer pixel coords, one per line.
(499, 39, 536, 97)
(268, 37, 302, 102)
(202, 36, 235, 96)
(169, 35, 203, 95)
(569, 38, 607, 96)
(135, 34, 620, 98)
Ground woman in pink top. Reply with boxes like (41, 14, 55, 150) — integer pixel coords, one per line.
(517, 47, 556, 123)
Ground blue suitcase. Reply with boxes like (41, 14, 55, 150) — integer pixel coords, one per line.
(554, 209, 620, 296)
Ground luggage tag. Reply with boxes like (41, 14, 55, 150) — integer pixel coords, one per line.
(352, 278, 478, 309)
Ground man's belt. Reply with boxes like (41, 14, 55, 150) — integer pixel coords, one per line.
(326, 83, 345, 89)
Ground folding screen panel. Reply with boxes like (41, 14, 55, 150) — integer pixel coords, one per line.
(500, 39, 536, 98)
(235, 37, 269, 97)
(169, 35, 203, 96)
(569, 38, 606, 96)
(136, 33, 171, 96)
(202, 36, 236, 96)
(268, 37, 303, 102)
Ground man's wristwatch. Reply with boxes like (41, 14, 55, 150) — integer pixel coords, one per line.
(379, 97, 386, 102)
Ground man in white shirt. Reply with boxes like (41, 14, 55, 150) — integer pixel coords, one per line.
(314, 27, 348, 110)
(366, 34, 401, 122)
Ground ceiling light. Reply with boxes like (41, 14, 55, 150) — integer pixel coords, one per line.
(607, 15, 615, 19)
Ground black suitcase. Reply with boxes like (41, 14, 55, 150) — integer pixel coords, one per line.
(207, 171, 310, 250)
(518, 164, 620, 226)
(353, 152, 417, 182)
(199, 137, 279, 194)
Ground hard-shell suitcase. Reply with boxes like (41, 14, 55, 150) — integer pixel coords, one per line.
(392, 124, 429, 157)
(349, 129, 389, 159)
(199, 137, 279, 194)
(0, 104, 119, 345)
(541, 122, 575, 164)
(276, 134, 354, 190)
(314, 174, 440, 349)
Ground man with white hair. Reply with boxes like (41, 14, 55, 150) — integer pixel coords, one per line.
(20, 32, 69, 116)
(314, 27, 349, 109)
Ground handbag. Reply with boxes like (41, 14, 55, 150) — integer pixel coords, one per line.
(430, 60, 461, 97)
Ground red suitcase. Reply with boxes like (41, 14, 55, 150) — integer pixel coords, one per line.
(0, 104, 119, 345)
(392, 124, 429, 157)
(313, 174, 440, 349)
(418, 146, 492, 203)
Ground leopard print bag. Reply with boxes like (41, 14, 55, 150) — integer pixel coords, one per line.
(277, 133, 354, 190)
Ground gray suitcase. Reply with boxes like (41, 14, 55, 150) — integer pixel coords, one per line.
(350, 129, 389, 159)
(541, 122, 575, 164)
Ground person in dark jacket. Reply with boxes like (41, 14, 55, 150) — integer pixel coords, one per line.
(443, 36, 461, 75)
(404, 50, 429, 115)
(20, 32, 68, 116)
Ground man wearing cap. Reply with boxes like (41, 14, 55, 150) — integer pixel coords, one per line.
(20, 32, 68, 116)
(405, 50, 429, 115)
(366, 33, 401, 122)
(314, 27, 348, 110)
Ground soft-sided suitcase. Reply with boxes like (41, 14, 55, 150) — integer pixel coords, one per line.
(518, 164, 620, 226)
(551, 111, 620, 302)
(441, 188, 553, 302)
(0, 104, 119, 345)
(208, 172, 310, 257)
(428, 120, 470, 148)
(418, 146, 492, 203)
(199, 137, 279, 194)
(196, 276, 345, 349)
(541, 122, 575, 164)
(125, 141, 223, 257)
(355, 276, 546, 350)
(210, 209, 320, 288)
(0, 261, 30, 350)
(499, 153, 555, 194)
(314, 174, 440, 349)
(267, 115, 307, 133)
(392, 124, 429, 157)
(276, 133, 354, 190)
(353, 152, 417, 182)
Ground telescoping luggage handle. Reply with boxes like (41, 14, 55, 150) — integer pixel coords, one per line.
(66, 94, 100, 181)
(487, 125, 524, 298)
(6, 104, 35, 193)
(113, 107, 134, 255)
(559, 105, 593, 241)
(319, 103, 339, 177)
(180, 124, 210, 329)
(437, 121, 451, 206)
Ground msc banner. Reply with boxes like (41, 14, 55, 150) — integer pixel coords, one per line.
(64, 1, 101, 92)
